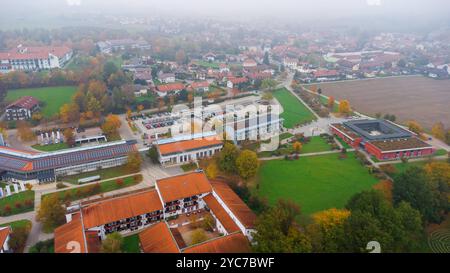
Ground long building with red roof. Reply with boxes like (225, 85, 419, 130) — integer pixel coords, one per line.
(0, 44, 73, 73)
(54, 171, 256, 253)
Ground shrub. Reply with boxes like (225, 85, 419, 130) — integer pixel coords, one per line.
(56, 182, 66, 189)
(24, 199, 33, 207)
(116, 179, 124, 187)
(15, 202, 22, 209)
(3, 205, 12, 214)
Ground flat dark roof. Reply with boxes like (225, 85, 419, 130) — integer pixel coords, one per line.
(343, 119, 412, 141)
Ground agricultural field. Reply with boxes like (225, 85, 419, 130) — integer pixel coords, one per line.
(317, 76, 450, 129)
(256, 152, 379, 216)
(6, 86, 77, 118)
(273, 88, 316, 128)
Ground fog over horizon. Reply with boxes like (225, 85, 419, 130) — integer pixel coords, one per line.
(1, 0, 450, 30)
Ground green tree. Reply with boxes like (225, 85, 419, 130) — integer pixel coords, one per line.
(217, 142, 239, 174)
(344, 190, 424, 252)
(147, 146, 159, 164)
(101, 232, 123, 253)
(261, 78, 277, 91)
(235, 150, 259, 180)
(253, 200, 312, 253)
(393, 167, 442, 223)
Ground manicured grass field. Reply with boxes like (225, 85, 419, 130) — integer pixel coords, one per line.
(301, 136, 333, 154)
(59, 167, 136, 184)
(44, 175, 141, 202)
(122, 234, 141, 253)
(0, 219, 32, 231)
(257, 153, 379, 216)
(32, 143, 70, 152)
(0, 190, 35, 216)
(273, 88, 316, 128)
(6, 86, 77, 118)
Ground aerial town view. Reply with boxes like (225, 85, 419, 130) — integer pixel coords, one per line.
(0, 0, 449, 267)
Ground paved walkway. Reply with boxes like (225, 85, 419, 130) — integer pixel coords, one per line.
(259, 149, 355, 161)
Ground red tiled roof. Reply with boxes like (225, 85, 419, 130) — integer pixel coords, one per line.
(183, 233, 250, 253)
(139, 222, 179, 253)
(313, 70, 339, 78)
(191, 81, 209, 89)
(54, 213, 88, 253)
(0, 226, 11, 250)
(0, 46, 71, 61)
(156, 172, 212, 203)
(211, 180, 257, 229)
(156, 83, 185, 92)
(228, 77, 248, 84)
(82, 190, 163, 229)
(203, 194, 240, 233)
(7, 96, 39, 110)
(158, 136, 223, 156)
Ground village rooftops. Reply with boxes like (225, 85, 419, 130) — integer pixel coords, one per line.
(81, 190, 163, 229)
(156, 172, 212, 203)
(211, 180, 257, 229)
(368, 137, 432, 152)
(156, 82, 185, 92)
(190, 81, 210, 89)
(139, 222, 180, 253)
(343, 119, 413, 141)
(157, 135, 223, 156)
(7, 96, 39, 110)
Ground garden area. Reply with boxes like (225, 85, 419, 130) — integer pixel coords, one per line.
(0, 190, 35, 216)
(31, 143, 71, 152)
(272, 88, 316, 128)
(44, 174, 142, 202)
(258, 134, 337, 158)
(122, 234, 140, 253)
(5, 86, 77, 118)
(59, 167, 137, 184)
(256, 152, 379, 217)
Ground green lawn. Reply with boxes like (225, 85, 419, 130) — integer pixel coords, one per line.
(301, 136, 333, 154)
(59, 167, 136, 184)
(135, 93, 156, 104)
(194, 60, 221, 69)
(6, 86, 77, 118)
(0, 219, 32, 231)
(0, 190, 35, 216)
(44, 175, 141, 202)
(273, 88, 316, 128)
(335, 136, 351, 149)
(32, 143, 70, 152)
(122, 234, 140, 253)
(257, 152, 379, 216)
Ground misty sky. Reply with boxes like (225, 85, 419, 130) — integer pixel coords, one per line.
(1, 0, 450, 25)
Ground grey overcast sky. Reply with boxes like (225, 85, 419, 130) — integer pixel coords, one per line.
(2, 0, 450, 25)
